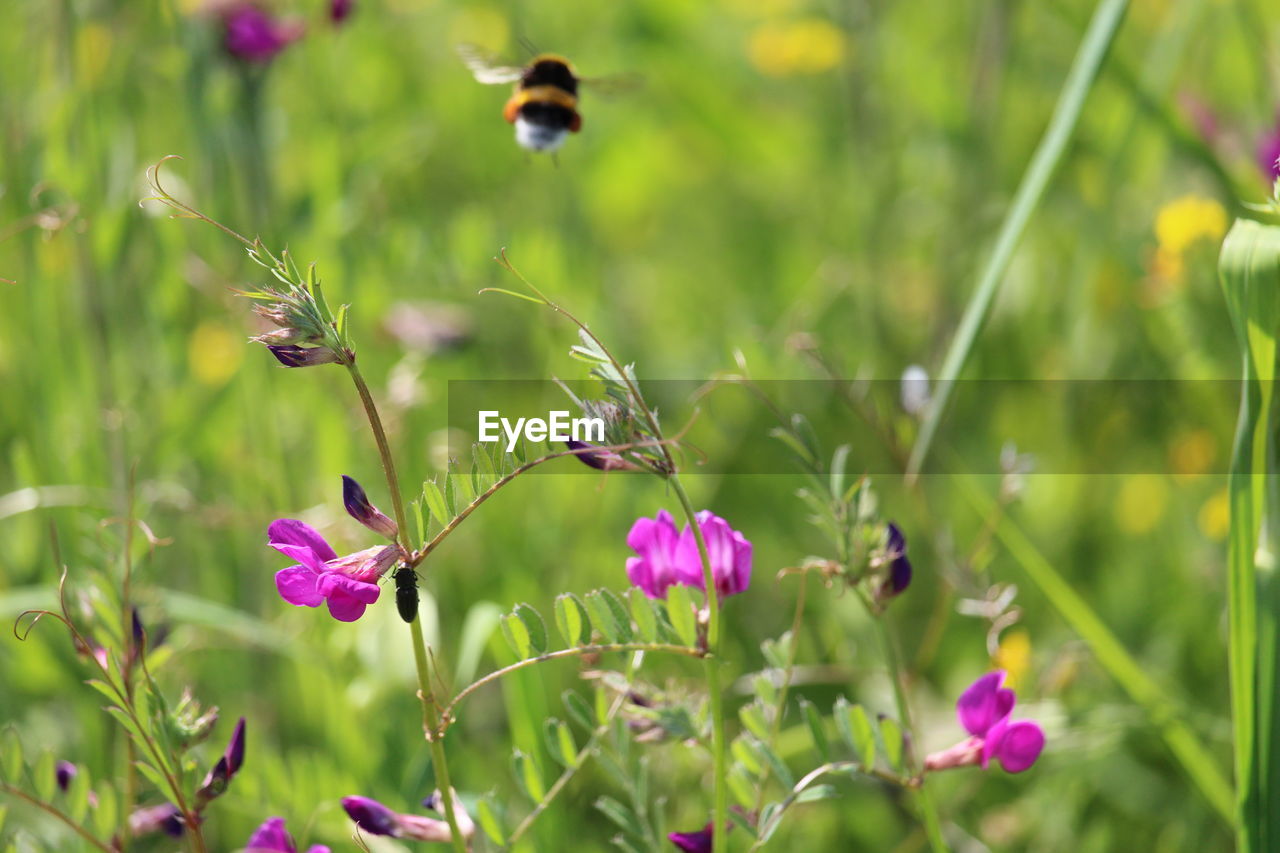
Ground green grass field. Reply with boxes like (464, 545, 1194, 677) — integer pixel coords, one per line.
(2, 0, 1277, 850)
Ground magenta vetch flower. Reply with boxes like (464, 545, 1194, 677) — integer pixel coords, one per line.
(269, 519, 397, 621)
(1259, 121, 1280, 182)
(330, 0, 354, 23)
(342, 794, 474, 842)
(220, 3, 304, 63)
(925, 670, 1045, 774)
(626, 510, 752, 600)
(668, 824, 715, 852)
(246, 816, 330, 853)
(129, 803, 186, 838)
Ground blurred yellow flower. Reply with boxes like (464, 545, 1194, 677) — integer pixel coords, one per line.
(76, 24, 113, 87)
(748, 18, 847, 76)
(993, 629, 1031, 690)
(1154, 195, 1227, 255)
(1169, 428, 1217, 480)
(1198, 487, 1230, 542)
(1116, 474, 1168, 534)
(189, 321, 243, 386)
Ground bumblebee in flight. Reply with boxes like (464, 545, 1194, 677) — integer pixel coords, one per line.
(458, 45, 634, 153)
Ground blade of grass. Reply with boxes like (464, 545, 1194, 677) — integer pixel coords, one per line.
(907, 0, 1131, 479)
(1219, 217, 1280, 852)
(959, 475, 1234, 824)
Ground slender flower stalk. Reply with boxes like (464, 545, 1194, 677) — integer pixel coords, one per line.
(342, 358, 467, 853)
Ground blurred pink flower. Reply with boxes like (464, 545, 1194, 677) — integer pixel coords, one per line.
(246, 816, 330, 853)
(217, 3, 304, 63)
(925, 670, 1045, 774)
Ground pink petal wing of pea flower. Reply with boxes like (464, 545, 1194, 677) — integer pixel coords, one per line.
(675, 511, 752, 597)
(983, 717, 1046, 773)
(956, 670, 1016, 741)
(626, 510, 684, 599)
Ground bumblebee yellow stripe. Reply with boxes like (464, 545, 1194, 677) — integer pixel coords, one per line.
(510, 85, 578, 111)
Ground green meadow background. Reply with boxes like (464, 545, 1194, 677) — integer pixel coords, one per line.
(0, 0, 1274, 849)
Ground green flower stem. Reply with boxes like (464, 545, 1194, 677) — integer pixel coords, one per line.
(346, 360, 466, 852)
(409, 616, 468, 853)
(870, 608, 947, 852)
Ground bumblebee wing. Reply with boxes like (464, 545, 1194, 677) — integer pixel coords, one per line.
(456, 43, 524, 85)
(579, 70, 644, 97)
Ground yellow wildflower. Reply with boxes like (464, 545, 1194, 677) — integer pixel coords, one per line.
(1198, 488, 1230, 542)
(748, 18, 846, 76)
(1154, 195, 1227, 255)
(993, 629, 1032, 690)
(189, 321, 244, 387)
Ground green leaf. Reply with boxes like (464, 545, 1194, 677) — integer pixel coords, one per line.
(544, 718, 579, 768)
(799, 698, 830, 762)
(753, 674, 779, 706)
(665, 584, 698, 648)
(66, 764, 92, 823)
(0, 729, 23, 781)
(796, 784, 839, 804)
(598, 589, 632, 643)
(475, 793, 505, 845)
(513, 603, 548, 655)
(91, 782, 116, 837)
(32, 752, 56, 801)
(628, 589, 657, 643)
(134, 761, 175, 801)
(512, 750, 544, 803)
(554, 593, 592, 647)
(422, 480, 450, 527)
(563, 690, 595, 733)
(728, 764, 759, 811)
(594, 796, 643, 838)
(760, 631, 794, 670)
(834, 698, 876, 770)
(829, 444, 851, 500)
(500, 612, 534, 660)
(879, 716, 905, 772)
(739, 701, 770, 742)
(731, 736, 764, 776)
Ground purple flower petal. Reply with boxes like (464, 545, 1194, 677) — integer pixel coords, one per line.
(317, 573, 382, 604)
(276, 566, 324, 607)
(268, 519, 338, 562)
(626, 510, 684, 598)
(668, 825, 715, 853)
(342, 796, 398, 836)
(325, 590, 370, 622)
(225, 717, 246, 777)
(55, 761, 77, 792)
(991, 719, 1045, 773)
(956, 671, 1015, 738)
(246, 816, 295, 852)
(674, 511, 753, 597)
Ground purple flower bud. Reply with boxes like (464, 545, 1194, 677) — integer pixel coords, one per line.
(669, 824, 715, 853)
(221, 4, 304, 63)
(565, 439, 640, 471)
(1259, 123, 1280, 182)
(266, 345, 340, 368)
(342, 796, 399, 837)
(131, 607, 146, 651)
(55, 760, 77, 792)
(129, 803, 186, 838)
(878, 522, 912, 600)
(196, 717, 246, 806)
(330, 0, 354, 23)
(225, 716, 246, 777)
(342, 475, 399, 539)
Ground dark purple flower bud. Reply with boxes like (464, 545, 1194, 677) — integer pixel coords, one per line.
(878, 522, 912, 600)
(55, 760, 77, 793)
(342, 475, 399, 539)
(129, 803, 186, 838)
(342, 796, 399, 837)
(330, 0, 354, 23)
(226, 716, 246, 777)
(267, 345, 341, 368)
(669, 824, 715, 853)
(222, 4, 304, 63)
(566, 439, 640, 471)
